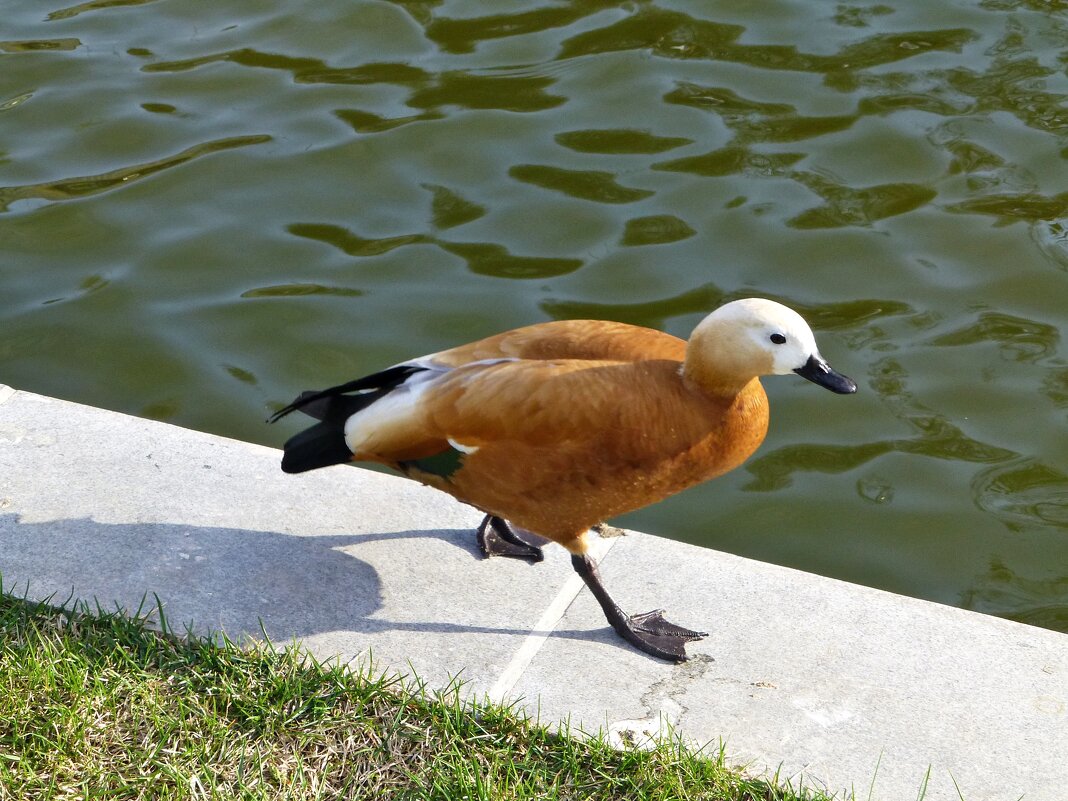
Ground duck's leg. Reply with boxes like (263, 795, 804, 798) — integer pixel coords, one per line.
(571, 553, 706, 662)
(476, 514, 544, 563)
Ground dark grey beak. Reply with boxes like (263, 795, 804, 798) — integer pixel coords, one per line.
(793, 354, 857, 394)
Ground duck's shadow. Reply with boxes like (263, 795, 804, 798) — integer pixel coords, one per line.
(0, 513, 619, 651)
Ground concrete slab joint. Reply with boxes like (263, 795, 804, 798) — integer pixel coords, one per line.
(0, 385, 1066, 801)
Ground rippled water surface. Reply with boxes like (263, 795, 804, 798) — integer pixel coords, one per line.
(3, 0, 1067, 630)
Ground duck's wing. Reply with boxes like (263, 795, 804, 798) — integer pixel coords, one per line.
(350, 357, 712, 466)
(427, 319, 685, 366)
(270, 321, 683, 425)
(272, 322, 690, 480)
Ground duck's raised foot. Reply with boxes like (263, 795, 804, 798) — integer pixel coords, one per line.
(476, 515, 544, 563)
(616, 610, 707, 662)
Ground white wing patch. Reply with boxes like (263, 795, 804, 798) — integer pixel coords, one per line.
(341, 357, 517, 454)
(342, 366, 440, 453)
(344, 387, 422, 454)
(447, 438, 479, 454)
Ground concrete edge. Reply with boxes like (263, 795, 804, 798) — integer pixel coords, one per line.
(0, 384, 15, 407)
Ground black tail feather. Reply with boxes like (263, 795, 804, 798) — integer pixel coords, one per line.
(271, 363, 430, 474)
(280, 420, 356, 474)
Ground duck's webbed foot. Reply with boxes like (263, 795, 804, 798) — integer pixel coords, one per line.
(476, 515, 545, 563)
(571, 553, 707, 662)
(614, 609, 707, 662)
(627, 609, 706, 652)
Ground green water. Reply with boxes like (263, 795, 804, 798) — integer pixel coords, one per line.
(2, 0, 1067, 630)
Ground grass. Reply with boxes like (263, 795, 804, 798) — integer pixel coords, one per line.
(0, 587, 840, 801)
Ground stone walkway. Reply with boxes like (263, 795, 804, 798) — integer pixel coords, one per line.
(2, 384, 1064, 800)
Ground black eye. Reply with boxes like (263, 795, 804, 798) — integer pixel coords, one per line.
(770, 333, 786, 345)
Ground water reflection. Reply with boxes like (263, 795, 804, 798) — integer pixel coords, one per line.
(557, 9, 743, 61)
(657, 81, 853, 180)
(145, 50, 430, 88)
(746, 351, 1017, 491)
(928, 311, 1060, 362)
(384, 0, 444, 27)
(653, 147, 804, 178)
(288, 223, 430, 258)
(0, 136, 269, 213)
(288, 222, 583, 279)
(334, 108, 443, 134)
(664, 83, 794, 117)
(557, 7, 974, 72)
(947, 59, 1068, 136)
(435, 241, 582, 278)
(963, 559, 1068, 630)
(857, 92, 968, 117)
(734, 114, 859, 144)
(47, 0, 162, 22)
(870, 355, 1016, 461)
(542, 282, 724, 328)
(943, 139, 1006, 174)
(619, 215, 695, 247)
(224, 365, 258, 386)
(408, 72, 566, 112)
(425, 5, 596, 54)
(0, 39, 80, 53)
(1032, 220, 1068, 270)
(795, 298, 914, 330)
(240, 284, 364, 299)
(424, 184, 486, 229)
(508, 164, 653, 203)
(121, 2, 1060, 236)
(972, 458, 1068, 531)
(946, 192, 1068, 224)
(833, 5, 895, 28)
(555, 129, 691, 155)
(744, 442, 895, 493)
(40, 274, 110, 307)
(1041, 368, 1068, 408)
(542, 286, 910, 332)
(787, 173, 936, 228)
(0, 92, 34, 112)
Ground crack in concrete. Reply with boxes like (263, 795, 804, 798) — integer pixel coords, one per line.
(607, 653, 716, 749)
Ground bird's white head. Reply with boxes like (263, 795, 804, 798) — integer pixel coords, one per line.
(685, 297, 857, 396)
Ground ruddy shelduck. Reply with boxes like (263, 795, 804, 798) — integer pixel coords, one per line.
(270, 298, 856, 661)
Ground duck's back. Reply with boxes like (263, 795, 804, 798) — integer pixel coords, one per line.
(428, 319, 686, 366)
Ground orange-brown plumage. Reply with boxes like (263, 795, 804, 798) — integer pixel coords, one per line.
(368, 356, 769, 548)
(272, 298, 856, 661)
(427, 319, 687, 365)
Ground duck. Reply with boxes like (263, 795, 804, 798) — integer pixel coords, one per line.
(269, 298, 856, 661)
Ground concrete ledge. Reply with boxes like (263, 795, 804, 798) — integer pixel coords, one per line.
(1, 383, 1065, 800)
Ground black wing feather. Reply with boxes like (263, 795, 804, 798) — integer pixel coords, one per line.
(269, 362, 431, 475)
(267, 363, 426, 423)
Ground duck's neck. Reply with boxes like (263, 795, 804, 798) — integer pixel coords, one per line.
(682, 320, 767, 400)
